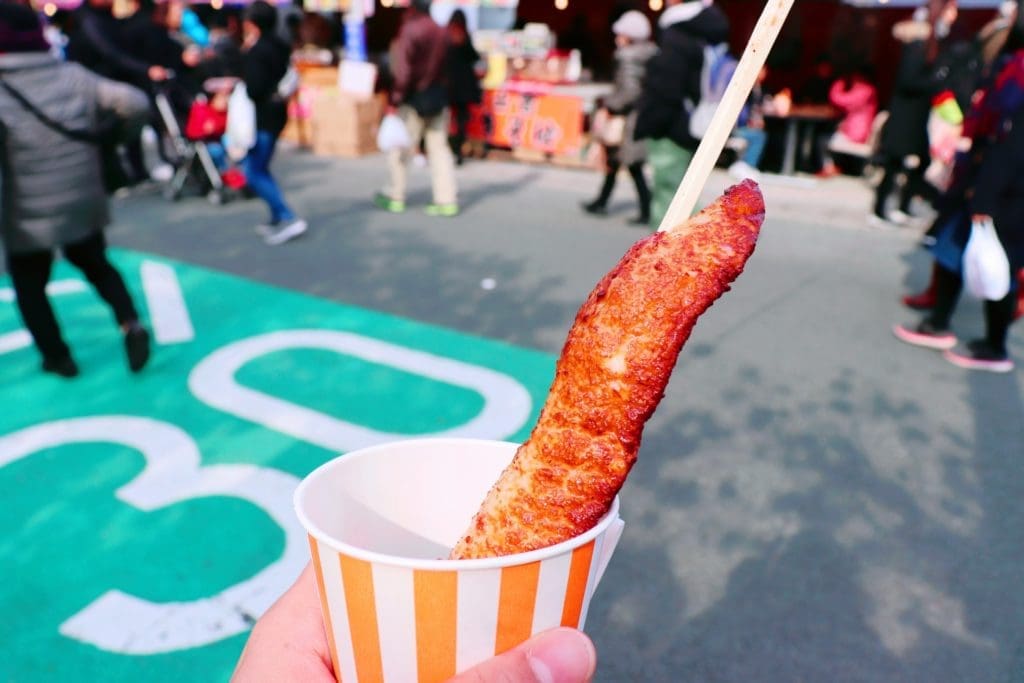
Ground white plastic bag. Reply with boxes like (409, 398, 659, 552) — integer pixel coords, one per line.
(224, 83, 256, 162)
(377, 113, 412, 151)
(963, 216, 1011, 300)
(277, 65, 300, 99)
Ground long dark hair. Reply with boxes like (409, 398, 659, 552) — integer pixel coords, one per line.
(1004, 8, 1024, 54)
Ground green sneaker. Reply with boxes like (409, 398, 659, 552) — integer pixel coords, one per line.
(374, 193, 406, 213)
(425, 202, 459, 217)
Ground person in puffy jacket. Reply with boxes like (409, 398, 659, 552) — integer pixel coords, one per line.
(0, 2, 151, 377)
(634, 0, 730, 229)
(817, 65, 879, 178)
(581, 10, 656, 225)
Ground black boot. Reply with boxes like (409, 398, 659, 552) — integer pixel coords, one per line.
(628, 162, 651, 226)
(124, 323, 151, 373)
(43, 355, 79, 378)
(583, 166, 618, 216)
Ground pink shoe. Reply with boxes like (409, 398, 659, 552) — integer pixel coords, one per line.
(892, 322, 956, 350)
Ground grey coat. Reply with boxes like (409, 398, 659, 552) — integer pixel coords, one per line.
(603, 41, 657, 166)
(0, 53, 148, 254)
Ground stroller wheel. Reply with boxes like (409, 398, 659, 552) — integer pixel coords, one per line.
(163, 185, 181, 201)
(207, 189, 225, 206)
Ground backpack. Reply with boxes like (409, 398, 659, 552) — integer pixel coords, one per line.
(687, 43, 737, 139)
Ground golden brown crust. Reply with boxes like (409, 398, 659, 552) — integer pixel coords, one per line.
(451, 181, 765, 559)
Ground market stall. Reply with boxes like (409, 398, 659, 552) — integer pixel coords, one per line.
(465, 22, 611, 167)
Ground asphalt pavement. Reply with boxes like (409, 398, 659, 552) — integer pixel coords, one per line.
(11, 148, 1024, 682)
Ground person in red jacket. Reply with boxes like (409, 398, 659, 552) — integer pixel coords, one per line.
(375, 0, 458, 217)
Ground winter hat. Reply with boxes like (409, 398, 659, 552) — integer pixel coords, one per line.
(612, 10, 652, 41)
(0, 3, 50, 54)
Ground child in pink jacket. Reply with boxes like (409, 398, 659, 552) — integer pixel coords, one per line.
(819, 67, 879, 177)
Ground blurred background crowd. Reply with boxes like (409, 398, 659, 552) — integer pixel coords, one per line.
(1, 0, 1023, 374)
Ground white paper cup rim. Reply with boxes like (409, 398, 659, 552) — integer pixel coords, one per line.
(294, 437, 621, 572)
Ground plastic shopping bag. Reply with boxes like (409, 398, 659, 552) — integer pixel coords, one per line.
(963, 216, 1011, 300)
(224, 83, 256, 162)
(376, 113, 412, 151)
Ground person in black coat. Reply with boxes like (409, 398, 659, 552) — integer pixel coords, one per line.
(66, 0, 168, 84)
(66, 0, 171, 185)
(119, 0, 193, 81)
(633, 0, 730, 229)
(445, 9, 481, 165)
(871, 0, 957, 225)
(241, 0, 306, 245)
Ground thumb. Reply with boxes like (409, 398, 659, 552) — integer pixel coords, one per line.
(447, 628, 596, 683)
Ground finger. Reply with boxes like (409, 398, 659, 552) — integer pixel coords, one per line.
(231, 566, 336, 682)
(447, 628, 596, 683)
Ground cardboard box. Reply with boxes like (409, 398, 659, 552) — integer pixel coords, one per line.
(309, 88, 383, 158)
(297, 64, 339, 89)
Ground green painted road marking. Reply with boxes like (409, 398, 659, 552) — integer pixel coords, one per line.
(0, 249, 554, 682)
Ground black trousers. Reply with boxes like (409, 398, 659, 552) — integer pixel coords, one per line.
(927, 263, 1017, 354)
(873, 156, 938, 217)
(594, 159, 651, 220)
(6, 231, 139, 361)
(450, 103, 472, 162)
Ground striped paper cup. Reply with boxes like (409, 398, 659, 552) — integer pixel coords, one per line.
(294, 438, 624, 683)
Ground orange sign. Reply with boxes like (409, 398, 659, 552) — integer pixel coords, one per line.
(467, 88, 584, 157)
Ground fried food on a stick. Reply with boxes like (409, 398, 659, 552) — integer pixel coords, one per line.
(451, 180, 765, 559)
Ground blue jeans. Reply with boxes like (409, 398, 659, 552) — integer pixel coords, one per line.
(244, 131, 295, 224)
(733, 127, 767, 167)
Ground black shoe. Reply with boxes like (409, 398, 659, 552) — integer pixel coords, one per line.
(42, 355, 79, 378)
(943, 339, 1014, 373)
(629, 215, 651, 226)
(124, 324, 151, 373)
(581, 200, 608, 216)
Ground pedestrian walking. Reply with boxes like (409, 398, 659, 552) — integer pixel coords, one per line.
(242, 0, 307, 245)
(893, 10, 1024, 373)
(0, 3, 151, 378)
(375, 0, 459, 218)
(634, 0, 730, 230)
(66, 0, 170, 188)
(581, 10, 656, 226)
(871, 0, 957, 227)
(445, 9, 481, 166)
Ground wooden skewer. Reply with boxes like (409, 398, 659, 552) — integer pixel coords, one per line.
(658, 0, 796, 232)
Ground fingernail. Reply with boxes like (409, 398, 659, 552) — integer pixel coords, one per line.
(527, 628, 597, 683)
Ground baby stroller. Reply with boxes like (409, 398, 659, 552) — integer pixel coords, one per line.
(155, 78, 243, 205)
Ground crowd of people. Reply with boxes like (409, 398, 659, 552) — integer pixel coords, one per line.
(2, 0, 1023, 678)
(890, 0, 1024, 373)
(0, 0, 492, 380)
(582, 2, 883, 228)
(581, 0, 1021, 373)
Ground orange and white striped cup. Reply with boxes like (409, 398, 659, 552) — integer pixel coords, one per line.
(294, 438, 624, 683)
